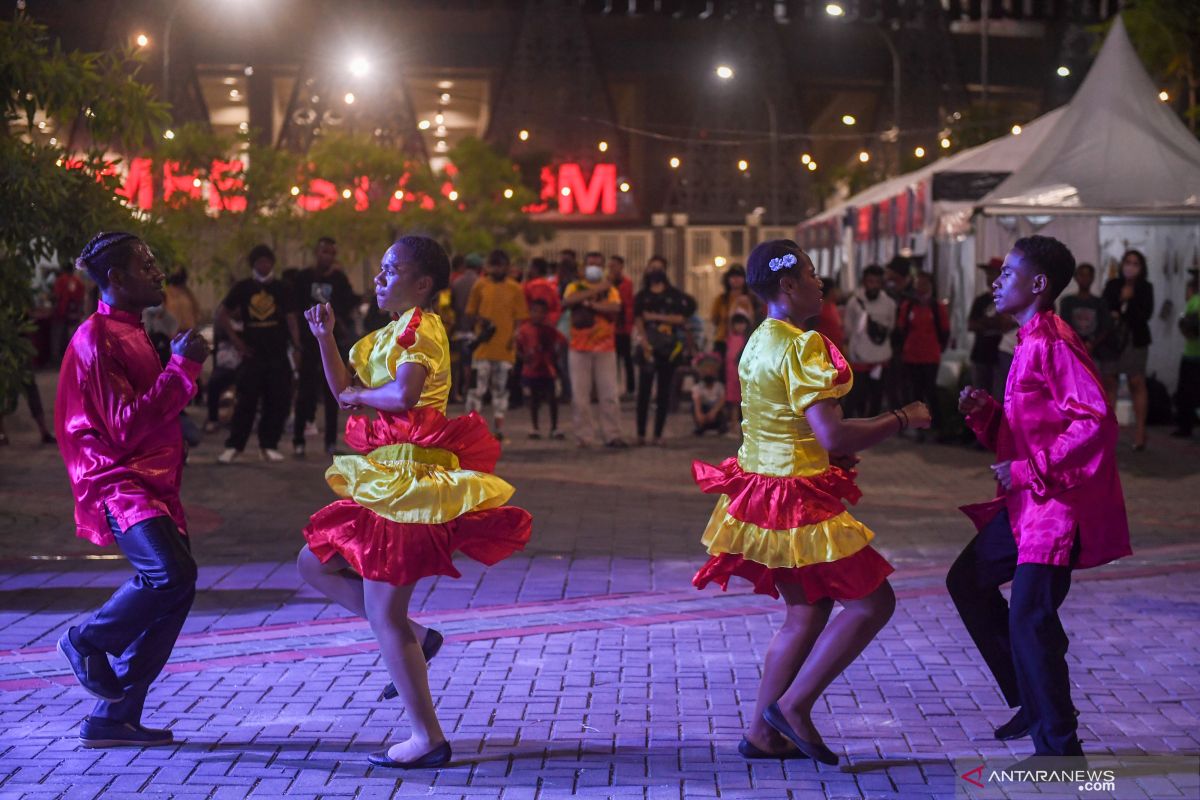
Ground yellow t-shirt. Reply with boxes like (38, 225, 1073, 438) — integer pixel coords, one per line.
(564, 281, 621, 352)
(736, 319, 853, 478)
(348, 308, 451, 413)
(465, 278, 528, 362)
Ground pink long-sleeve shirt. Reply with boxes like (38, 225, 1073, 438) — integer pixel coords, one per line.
(55, 302, 202, 546)
(960, 309, 1131, 569)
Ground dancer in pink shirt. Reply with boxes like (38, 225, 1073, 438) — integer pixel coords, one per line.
(947, 235, 1131, 761)
(55, 232, 209, 747)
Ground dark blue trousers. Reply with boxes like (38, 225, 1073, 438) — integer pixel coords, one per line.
(77, 513, 197, 724)
(946, 508, 1083, 756)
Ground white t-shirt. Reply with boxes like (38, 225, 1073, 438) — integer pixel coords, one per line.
(692, 380, 725, 409)
(843, 288, 896, 366)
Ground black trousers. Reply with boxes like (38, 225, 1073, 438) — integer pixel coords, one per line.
(905, 362, 943, 430)
(78, 513, 197, 723)
(226, 357, 292, 451)
(843, 371, 884, 418)
(1177, 357, 1200, 434)
(615, 333, 635, 394)
(636, 354, 678, 439)
(293, 348, 338, 448)
(206, 366, 238, 424)
(946, 508, 1082, 756)
(525, 376, 558, 431)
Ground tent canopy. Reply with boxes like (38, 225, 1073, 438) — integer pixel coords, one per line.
(983, 16, 1200, 212)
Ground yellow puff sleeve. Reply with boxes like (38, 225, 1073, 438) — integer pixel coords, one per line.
(784, 331, 854, 414)
(350, 310, 448, 389)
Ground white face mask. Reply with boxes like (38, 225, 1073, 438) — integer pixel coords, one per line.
(584, 265, 604, 282)
(252, 270, 275, 284)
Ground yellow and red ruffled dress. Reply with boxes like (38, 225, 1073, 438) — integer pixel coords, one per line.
(692, 318, 893, 602)
(304, 308, 532, 585)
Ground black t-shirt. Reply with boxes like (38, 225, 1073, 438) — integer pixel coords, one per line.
(292, 267, 357, 350)
(222, 278, 295, 358)
(634, 287, 697, 359)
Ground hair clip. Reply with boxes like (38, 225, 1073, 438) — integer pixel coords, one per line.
(768, 253, 797, 272)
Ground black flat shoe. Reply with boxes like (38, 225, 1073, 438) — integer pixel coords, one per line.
(738, 737, 810, 760)
(58, 628, 124, 702)
(381, 627, 444, 700)
(994, 708, 1030, 741)
(79, 717, 173, 748)
(368, 740, 451, 769)
(762, 703, 838, 766)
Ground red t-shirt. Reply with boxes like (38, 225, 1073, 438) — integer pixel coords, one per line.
(523, 277, 562, 326)
(613, 276, 635, 335)
(898, 298, 949, 364)
(516, 320, 565, 378)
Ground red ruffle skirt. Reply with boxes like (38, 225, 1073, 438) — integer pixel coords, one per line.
(303, 407, 532, 586)
(692, 456, 893, 602)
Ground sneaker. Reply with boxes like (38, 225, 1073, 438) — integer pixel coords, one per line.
(217, 448, 240, 465)
(293, 442, 306, 458)
(260, 448, 285, 462)
(57, 628, 123, 702)
(79, 716, 173, 748)
(304, 423, 320, 438)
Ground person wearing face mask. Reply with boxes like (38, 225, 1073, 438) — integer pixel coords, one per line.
(215, 244, 301, 464)
(1100, 250, 1155, 450)
(563, 252, 626, 447)
(691, 353, 728, 436)
(842, 265, 896, 419)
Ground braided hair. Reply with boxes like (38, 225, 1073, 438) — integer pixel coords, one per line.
(76, 232, 141, 289)
(393, 235, 451, 299)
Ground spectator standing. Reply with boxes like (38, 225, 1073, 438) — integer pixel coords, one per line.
(967, 259, 1017, 398)
(842, 265, 896, 418)
(896, 271, 949, 439)
(516, 298, 566, 439)
(633, 263, 696, 446)
(609, 255, 636, 396)
(523, 258, 562, 326)
(883, 255, 914, 410)
(1058, 262, 1111, 365)
(812, 278, 844, 354)
(554, 250, 580, 402)
(724, 312, 751, 425)
(563, 252, 625, 447)
(215, 245, 300, 464)
(1173, 270, 1200, 438)
(291, 237, 358, 457)
(50, 262, 87, 363)
(464, 250, 528, 440)
(1100, 250, 1155, 450)
(448, 253, 483, 402)
(709, 264, 762, 357)
(162, 269, 201, 333)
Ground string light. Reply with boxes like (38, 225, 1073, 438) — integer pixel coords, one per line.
(714, 256, 727, 267)
(418, 119, 431, 130)
(434, 113, 445, 125)
(715, 65, 734, 80)
(341, 189, 353, 199)
(914, 146, 926, 158)
(801, 153, 812, 165)
(841, 114, 856, 126)
(940, 137, 951, 149)
(806, 161, 817, 171)
(669, 156, 681, 168)
(192, 178, 202, 188)
(448, 190, 459, 201)
(135, 33, 149, 48)
(824, 3, 845, 16)
(1159, 90, 1170, 102)
(518, 129, 529, 141)
(598, 140, 609, 152)
(737, 159, 749, 171)
(619, 181, 630, 193)
(858, 151, 870, 163)
(163, 129, 175, 140)
(560, 186, 571, 197)
(290, 186, 301, 196)
(344, 92, 355, 105)
(1011, 124, 1022, 135)
(394, 190, 403, 199)
(503, 188, 514, 198)
(1056, 65, 1071, 77)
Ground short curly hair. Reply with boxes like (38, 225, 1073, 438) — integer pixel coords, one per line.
(393, 235, 451, 297)
(745, 239, 807, 302)
(1012, 235, 1075, 301)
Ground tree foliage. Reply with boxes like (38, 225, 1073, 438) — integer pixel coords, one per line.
(1101, 2, 1200, 133)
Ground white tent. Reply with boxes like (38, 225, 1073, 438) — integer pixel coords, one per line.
(975, 16, 1200, 390)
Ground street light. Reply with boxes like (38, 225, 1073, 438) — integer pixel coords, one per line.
(824, 3, 845, 16)
(344, 92, 355, 105)
(715, 64, 734, 80)
(1056, 65, 1071, 77)
(135, 33, 149, 48)
(1159, 90, 1170, 102)
(1010, 124, 1022, 135)
(715, 64, 780, 225)
(841, 114, 856, 126)
(348, 56, 371, 78)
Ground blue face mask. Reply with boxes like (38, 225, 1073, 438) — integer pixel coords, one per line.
(585, 265, 604, 282)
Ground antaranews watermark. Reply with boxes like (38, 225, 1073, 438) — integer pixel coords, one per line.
(953, 755, 1199, 799)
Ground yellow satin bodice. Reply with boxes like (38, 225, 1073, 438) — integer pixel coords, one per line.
(736, 319, 853, 478)
(348, 308, 451, 413)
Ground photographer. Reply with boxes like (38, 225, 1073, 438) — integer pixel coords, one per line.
(842, 264, 895, 418)
(563, 252, 626, 447)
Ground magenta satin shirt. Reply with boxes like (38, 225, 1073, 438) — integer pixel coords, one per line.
(961, 309, 1132, 569)
(55, 302, 202, 546)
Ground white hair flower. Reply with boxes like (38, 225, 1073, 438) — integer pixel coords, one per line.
(768, 253, 797, 272)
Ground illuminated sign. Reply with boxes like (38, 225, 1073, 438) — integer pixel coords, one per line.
(84, 157, 621, 217)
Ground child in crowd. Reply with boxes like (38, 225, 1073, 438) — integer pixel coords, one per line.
(516, 298, 566, 439)
(691, 353, 728, 436)
(724, 312, 750, 426)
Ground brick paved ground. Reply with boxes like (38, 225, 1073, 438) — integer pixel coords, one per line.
(1, 374, 1198, 799)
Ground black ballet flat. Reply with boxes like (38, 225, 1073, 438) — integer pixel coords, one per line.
(368, 740, 452, 769)
(381, 627, 444, 700)
(738, 737, 810, 760)
(763, 703, 839, 766)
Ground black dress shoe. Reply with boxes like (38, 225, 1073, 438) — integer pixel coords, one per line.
(368, 740, 452, 769)
(57, 628, 124, 702)
(762, 703, 838, 766)
(79, 716, 173, 748)
(738, 737, 810, 760)
(381, 627, 444, 700)
(994, 708, 1030, 740)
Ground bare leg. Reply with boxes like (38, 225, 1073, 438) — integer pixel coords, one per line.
(774, 581, 897, 746)
(1128, 374, 1148, 446)
(363, 579, 445, 760)
(296, 546, 427, 639)
(746, 585, 833, 753)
